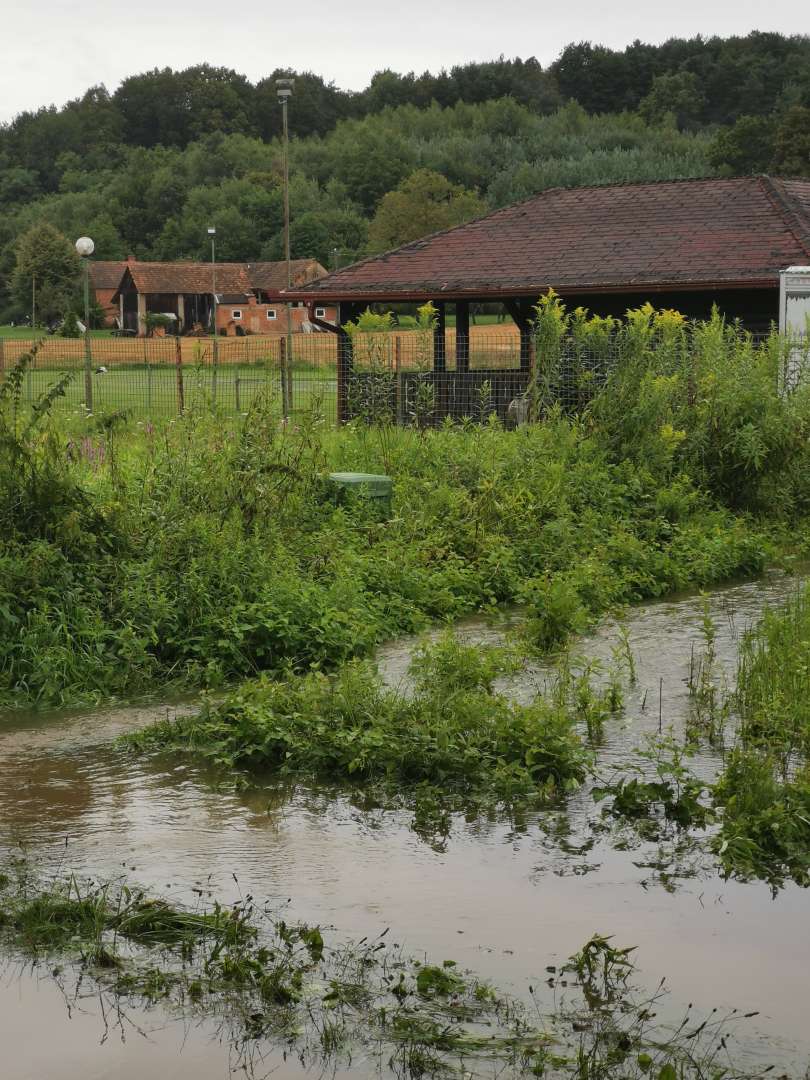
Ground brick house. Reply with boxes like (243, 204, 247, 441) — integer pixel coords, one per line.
(109, 257, 334, 336)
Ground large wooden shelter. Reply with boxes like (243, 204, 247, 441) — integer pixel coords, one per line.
(285, 175, 810, 421)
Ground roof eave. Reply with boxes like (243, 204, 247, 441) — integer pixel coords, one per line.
(285, 277, 779, 304)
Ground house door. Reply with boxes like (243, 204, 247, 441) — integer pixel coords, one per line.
(250, 315, 260, 333)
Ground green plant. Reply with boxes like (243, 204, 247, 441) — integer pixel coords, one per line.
(125, 631, 590, 811)
(58, 311, 81, 338)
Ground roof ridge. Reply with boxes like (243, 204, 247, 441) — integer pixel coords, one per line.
(758, 176, 810, 257)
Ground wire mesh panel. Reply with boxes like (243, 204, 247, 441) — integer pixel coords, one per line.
(4, 327, 806, 428)
(0, 334, 339, 425)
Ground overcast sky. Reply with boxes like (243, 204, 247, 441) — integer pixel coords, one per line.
(1, 0, 808, 123)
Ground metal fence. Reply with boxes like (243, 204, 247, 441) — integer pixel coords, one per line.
(0, 334, 339, 424)
(1, 327, 806, 428)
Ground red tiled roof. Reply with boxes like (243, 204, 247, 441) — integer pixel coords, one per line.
(88, 261, 127, 290)
(248, 259, 327, 290)
(110, 259, 327, 298)
(287, 176, 810, 302)
(122, 261, 252, 295)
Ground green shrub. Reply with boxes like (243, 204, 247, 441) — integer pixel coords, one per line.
(127, 632, 590, 805)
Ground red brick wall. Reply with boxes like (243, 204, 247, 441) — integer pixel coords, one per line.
(216, 298, 336, 336)
(94, 289, 119, 327)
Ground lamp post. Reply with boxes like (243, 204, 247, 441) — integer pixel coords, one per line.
(208, 225, 218, 400)
(276, 77, 294, 418)
(75, 235, 95, 412)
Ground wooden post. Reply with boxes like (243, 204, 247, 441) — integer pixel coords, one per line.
(0, 338, 4, 379)
(455, 300, 470, 373)
(279, 336, 290, 418)
(503, 299, 532, 372)
(235, 375, 241, 413)
(286, 334, 294, 413)
(395, 335, 403, 426)
(336, 302, 358, 424)
(175, 336, 184, 414)
(211, 333, 218, 405)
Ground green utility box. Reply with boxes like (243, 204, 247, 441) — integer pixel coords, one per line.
(328, 472, 393, 516)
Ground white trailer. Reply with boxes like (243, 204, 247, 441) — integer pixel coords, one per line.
(779, 267, 810, 390)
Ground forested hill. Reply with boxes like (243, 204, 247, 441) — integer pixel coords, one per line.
(1, 32, 809, 321)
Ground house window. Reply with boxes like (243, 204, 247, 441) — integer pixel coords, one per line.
(315, 307, 327, 319)
(232, 309, 242, 320)
(266, 309, 277, 320)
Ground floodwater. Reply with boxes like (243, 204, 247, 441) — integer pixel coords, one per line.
(1, 570, 810, 1078)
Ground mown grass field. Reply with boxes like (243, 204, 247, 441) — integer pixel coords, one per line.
(22, 362, 338, 420)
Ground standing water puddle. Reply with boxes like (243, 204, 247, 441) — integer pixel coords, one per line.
(1, 571, 809, 1077)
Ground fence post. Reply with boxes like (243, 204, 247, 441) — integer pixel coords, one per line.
(83, 333, 93, 413)
(26, 346, 33, 403)
(235, 375, 241, 413)
(287, 336, 294, 413)
(175, 336, 185, 414)
(279, 336, 290, 419)
(211, 334, 218, 406)
(0, 338, 4, 380)
(395, 335, 403, 426)
(146, 360, 152, 414)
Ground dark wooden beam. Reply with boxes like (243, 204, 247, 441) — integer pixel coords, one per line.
(336, 301, 361, 423)
(455, 300, 470, 373)
(503, 299, 533, 372)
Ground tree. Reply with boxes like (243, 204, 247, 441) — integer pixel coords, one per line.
(639, 72, 706, 130)
(11, 223, 81, 324)
(285, 209, 368, 267)
(771, 106, 810, 176)
(367, 169, 485, 253)
(327, 122, 415, 214)
(708, 115, 776, 174)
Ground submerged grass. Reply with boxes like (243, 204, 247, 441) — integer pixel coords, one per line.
(123, 632, 603, 821)
(590, 580, 810, 890)
(710, 582, 810, 887)
(0, 858, 775, 1079)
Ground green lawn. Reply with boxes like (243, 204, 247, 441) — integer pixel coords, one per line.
(19, 363, 338, 422)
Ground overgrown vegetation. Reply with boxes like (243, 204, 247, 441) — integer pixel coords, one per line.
(589, 575, 810, 890)
(709, 583, 810, 886)
(3, 302, 809, 708)
(0, 857, 775, 1078)
(125, 632, 593, 815)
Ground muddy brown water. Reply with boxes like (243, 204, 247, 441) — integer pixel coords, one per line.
(1, 570, 810, 1078)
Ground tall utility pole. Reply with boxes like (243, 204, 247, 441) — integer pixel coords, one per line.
(276, 77, 294, 418)
(75, 236, 95, 413)
(208, 225, 218, 401)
